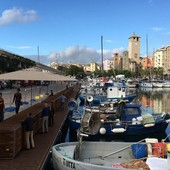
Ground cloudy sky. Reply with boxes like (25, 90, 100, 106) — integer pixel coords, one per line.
(0, 0, 170, 65)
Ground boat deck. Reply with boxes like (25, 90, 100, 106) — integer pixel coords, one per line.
(0, 85, 79, 170)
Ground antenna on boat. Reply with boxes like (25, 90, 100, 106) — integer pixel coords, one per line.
(146, 34, 152, 79)
(37, 45, 40, 63)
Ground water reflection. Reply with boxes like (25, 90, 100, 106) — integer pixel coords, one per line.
(130, 87, 170, 141)
(134, 87, 170, 114)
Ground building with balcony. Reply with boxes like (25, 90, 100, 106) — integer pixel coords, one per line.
(83, 62, 100, 73)
(103, 59, 113, 71)
(154, 45, 170, 75)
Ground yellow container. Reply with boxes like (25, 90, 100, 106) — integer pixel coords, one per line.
(35, 95, 40, 100)
(167, 143, 170, 152)
(40, 94, 44, 98)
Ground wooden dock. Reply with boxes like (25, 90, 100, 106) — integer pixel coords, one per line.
(0, 85, 80, 170)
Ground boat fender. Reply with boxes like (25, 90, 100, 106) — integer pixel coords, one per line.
(166, 119, 170, 123)
(144, 123, 155, 127)
(86, 95, 93, 102)
(111, 128, 126, 133)
(115, 119, 120, 125)
(145, 138, 158, 143)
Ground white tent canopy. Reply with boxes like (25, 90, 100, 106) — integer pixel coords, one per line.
(0, 67, 77, 82)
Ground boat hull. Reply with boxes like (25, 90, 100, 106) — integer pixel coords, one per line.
(69, 116, 169, 141)
(52, 142, 143, 170)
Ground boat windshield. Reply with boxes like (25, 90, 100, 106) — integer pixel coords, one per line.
(104, 83, 113, 88)
(125, 107, 139, 115)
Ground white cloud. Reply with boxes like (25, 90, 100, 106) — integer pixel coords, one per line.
(151, 27, 163, 32)
(148, 0, 153, 3)
(105, 39, 113, 43)
(47, 46, 125, 65)
(0, 7, 38, 26)
(8, 45, 32, 49)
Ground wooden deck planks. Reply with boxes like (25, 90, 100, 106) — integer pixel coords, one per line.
(0, 85, 79, 170)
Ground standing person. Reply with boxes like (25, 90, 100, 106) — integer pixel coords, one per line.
(13, 88, 22, 114)
(49, 102, 55, 126)
(60, 93, 67, 110)
(50, 90, 54, 96)
(41, 102, 49, 133)
(22, 113, 35, 150)
(0, 93, 5, 122)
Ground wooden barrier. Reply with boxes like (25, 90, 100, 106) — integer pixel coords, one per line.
(0, 86, 77, 159)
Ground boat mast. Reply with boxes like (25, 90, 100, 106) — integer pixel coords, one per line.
(101, 36, 104, 73)
(146, 34, 151, 79)
(37, 45, 40, 63)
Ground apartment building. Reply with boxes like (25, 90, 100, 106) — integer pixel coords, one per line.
(83, 62, 100, 73)
(141, 57, 154, 69)
(154, 45, 170, 75)
(103, 59, 113, 71)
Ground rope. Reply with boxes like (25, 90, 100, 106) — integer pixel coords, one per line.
(162, 133, 170, 141)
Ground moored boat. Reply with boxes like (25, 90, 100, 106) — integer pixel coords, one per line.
(52, 109, 170, 170)
(126, 79, 139, 88)
(68, 98, 170, 140)
(79, 85, 136, 105)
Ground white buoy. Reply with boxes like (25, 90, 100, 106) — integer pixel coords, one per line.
(99, 127, 106, 134)
(132, 118, 137, 125)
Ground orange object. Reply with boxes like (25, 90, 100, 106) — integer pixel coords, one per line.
(152, 142, 167, 158)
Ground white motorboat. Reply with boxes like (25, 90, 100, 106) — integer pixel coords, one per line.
(139, 81, 153, 88)
(162, 81, 170, 88)
(126, 79, 139, 88)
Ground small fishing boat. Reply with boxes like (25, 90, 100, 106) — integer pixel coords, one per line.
(126, 79, 139, 88)
(52, 140, 169, 170)
(52, 110, 170, 170)
(139, 81, 153, 88)
(68, 98, 170, 140)
(79, 85, 136, 105)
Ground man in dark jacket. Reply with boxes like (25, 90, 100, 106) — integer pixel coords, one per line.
(13, 88, 22, 114)
(41, 103, 49, 133)
(22, 113, 35, 149)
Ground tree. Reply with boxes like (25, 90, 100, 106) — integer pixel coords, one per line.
(67, 65, 85, 79)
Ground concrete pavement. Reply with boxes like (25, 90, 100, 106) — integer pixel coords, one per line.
(1, 82, 67, 120)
